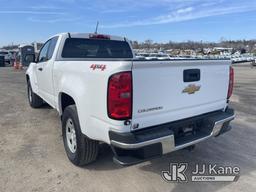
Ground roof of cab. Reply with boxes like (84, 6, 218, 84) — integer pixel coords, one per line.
(50, 33, 126, 41)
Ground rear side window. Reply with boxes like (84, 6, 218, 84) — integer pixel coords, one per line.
(61, 38, 133, 59)
(47, 36, 59, 59)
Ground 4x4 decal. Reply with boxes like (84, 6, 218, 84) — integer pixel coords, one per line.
(90, 64, 106, 71)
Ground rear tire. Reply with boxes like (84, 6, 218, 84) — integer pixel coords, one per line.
(27, 80, 43, 108)
(62, 105, 99, 166)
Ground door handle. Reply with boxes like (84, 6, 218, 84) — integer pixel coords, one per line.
(38, 67, 43, 71)
(183, 69, 200, 82)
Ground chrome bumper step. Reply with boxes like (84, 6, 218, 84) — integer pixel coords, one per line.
(110, 108, 235, 166)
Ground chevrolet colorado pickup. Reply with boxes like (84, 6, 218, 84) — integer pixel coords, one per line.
(26, 33, 235, 166)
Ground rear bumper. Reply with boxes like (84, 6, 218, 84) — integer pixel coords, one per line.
(109, 108, 235, 165)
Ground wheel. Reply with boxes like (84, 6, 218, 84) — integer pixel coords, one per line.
(62, 105, 99, 166)
(27, 80, 43, 108)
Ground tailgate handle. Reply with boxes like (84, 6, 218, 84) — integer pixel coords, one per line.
(183, 69, 200, 82)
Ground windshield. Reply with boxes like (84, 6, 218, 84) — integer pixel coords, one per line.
(62, 38, 133, 59)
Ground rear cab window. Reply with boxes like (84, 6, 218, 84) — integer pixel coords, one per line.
(61, 38, 133, 59)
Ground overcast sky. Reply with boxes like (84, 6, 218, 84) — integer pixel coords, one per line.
(1, 0, 256, 46)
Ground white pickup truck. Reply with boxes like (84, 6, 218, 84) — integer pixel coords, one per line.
(26, 33, 235, 166)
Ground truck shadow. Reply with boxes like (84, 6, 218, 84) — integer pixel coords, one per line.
(41, 103, 53, 109)
(139, 121, 255, 191)
(86, 121, 256, 191)
(86, 143, 123, 170)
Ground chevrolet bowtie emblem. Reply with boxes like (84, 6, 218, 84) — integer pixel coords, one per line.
(182, 84, 201, 94)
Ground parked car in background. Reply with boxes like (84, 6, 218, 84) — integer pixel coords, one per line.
(231, 54, 254, 63)
(0, 55, 5, 67)
(145, 53, 158, 60)
(252, 59, 256, 66)
(245, 56, 254, 62)
(135, 53, 145, 60)
(231, 56, 240, 63)
(0, 50, 10, 64)
(137, 53, 158, 60)
(156, 53, 171, 60)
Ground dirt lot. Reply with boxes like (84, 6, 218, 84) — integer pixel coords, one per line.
(0, 64, 256, 192)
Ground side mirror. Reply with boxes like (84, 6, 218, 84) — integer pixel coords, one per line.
(25, 54, 36, 63)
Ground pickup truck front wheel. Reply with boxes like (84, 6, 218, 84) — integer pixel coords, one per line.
(62, 105, 99, 166)
(27, 80, 43, 108)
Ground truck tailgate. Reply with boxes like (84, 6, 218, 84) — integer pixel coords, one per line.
(131, 60, 231, 130)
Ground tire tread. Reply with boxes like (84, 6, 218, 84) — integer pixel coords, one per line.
(27, 80, 43, 108)
(62, 105, 99, 166)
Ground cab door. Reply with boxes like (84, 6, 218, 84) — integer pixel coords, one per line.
(36, 37, 58, 107)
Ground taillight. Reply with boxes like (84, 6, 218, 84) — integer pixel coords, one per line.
(227, 66, 234, 99)
(108, 72, 132, 120)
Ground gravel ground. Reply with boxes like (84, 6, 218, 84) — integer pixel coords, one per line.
(0, 64, 256, 192)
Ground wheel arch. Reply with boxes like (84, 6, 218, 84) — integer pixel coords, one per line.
(59, 92, 76, 116)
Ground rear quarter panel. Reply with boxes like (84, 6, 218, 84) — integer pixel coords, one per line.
(53, 60, 132, 143)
